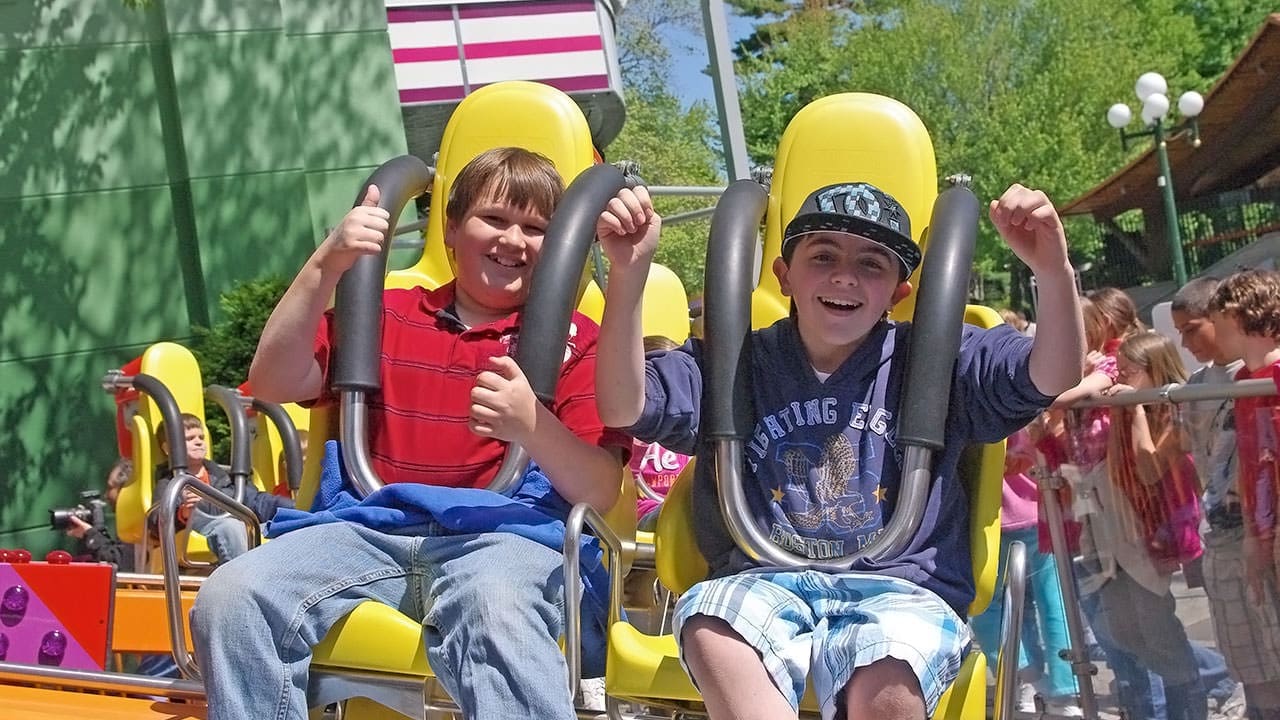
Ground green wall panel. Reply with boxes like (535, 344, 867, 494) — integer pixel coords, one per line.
(165, 0, 283, 35)
(282, 0, 387, 35)
(0, 345, 141, 553)
(0, 187, 191, 363)
(0, 45, 168, 199)
(290, 31, 408, 172)
(303, 167, 418, 252)
(169, 32, 305, 179)
(0, 0, 149, 50)
(0, 526, 81, 562)
(189, 171, 315, 311)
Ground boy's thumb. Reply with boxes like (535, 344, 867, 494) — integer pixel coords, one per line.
(362, 184, 381, 208)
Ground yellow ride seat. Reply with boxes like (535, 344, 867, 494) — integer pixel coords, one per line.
(113, 341, 219, 569)
(601, 93, 1005, 720)
(250, 400, 309, 497)
(305, 82, 638, 696)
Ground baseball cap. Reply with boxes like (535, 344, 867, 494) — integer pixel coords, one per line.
(782, 182, 921, 279)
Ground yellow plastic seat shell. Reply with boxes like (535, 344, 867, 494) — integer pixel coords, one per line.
(603, 93, 1005, 720)
(114, 341, 219, 566)
(304, 81, 637, 697)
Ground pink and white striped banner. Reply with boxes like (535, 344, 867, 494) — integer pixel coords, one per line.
(385, 1, 613, 105)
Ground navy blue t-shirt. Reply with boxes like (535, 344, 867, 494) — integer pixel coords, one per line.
(629, 318, 1052, 615)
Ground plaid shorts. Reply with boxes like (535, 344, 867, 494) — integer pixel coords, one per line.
(1202, 527, 1280, 684)
(673, 571, 971, 719)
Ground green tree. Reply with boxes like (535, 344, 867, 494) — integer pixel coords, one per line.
(191, 277, 288, 459)
(729, 0, 1207, 281)
(1175, 0, 1278, 81)
(612, 0, 724, 294)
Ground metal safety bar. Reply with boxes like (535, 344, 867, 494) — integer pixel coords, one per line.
(994, 541, 1028, 720)
(0, 660, 206, 700)
(251, 397, 305, 492)
(204, 384, 250, 502)
(707, 182, 983, 568)
(1033, 462, 1102, 719)
(562, 503, 631, 695)
(336, 158, 627, 498)
(1070, 377, 1277, 408)
(156, 472, 262, 681)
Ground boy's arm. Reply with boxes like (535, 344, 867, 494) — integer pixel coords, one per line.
(595, 186, 661, 427)
(989, 185, 1085, 397)
(249, 186, 390, 403)
(469, 355, 622, 512)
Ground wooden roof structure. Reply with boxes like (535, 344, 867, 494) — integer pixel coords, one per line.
(1063, 14, 1280, 219)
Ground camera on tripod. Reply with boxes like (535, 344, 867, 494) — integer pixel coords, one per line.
(49, 490, 109, 532)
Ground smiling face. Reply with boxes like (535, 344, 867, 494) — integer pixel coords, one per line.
(773, 232, 911, 372)
(445, 195, 549, 326)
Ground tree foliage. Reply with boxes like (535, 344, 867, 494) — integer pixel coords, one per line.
(727, 0, 1220, 283)
(612, 0, 724, 294)
(1175, 0, 1278, 81)
(190, 277, 288, 460)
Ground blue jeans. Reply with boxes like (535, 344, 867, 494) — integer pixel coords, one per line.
(971, 527, 1077, 699)
(190, 522, 576, 720)
(189, 508, 250, 562)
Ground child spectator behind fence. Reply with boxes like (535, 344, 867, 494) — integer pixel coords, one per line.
(1174, 275, 1280, 720)
(596, 180, 1084, 720)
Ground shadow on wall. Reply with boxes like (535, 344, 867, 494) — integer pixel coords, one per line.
(0, 1, 179, 548)
(0, 0, 410, 550)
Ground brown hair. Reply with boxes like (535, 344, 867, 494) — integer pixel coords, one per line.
(1083, 287, 1144, 350)
(1117, 331, 1188, 387)
(445, 147, 563, 225)
(1116, 331, 1187, 435)
(1170, 276, 1221, 318)
(1208, 269, 1280, 338)
(643, 335, 680, 353)
(155, 412, 204, 449)
(106, 457, 133, 490)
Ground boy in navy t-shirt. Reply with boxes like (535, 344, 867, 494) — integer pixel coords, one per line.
(594, 182, 1084, 720)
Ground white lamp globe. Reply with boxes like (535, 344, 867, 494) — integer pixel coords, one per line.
(1178, 90, 1205, 118)
(1107, 103, 1133, 129)
(1141, 92, 1170, 124)
(1135, 72, 1168, 101)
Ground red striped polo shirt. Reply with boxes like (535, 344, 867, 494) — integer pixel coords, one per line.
(312, 283, 628, 488)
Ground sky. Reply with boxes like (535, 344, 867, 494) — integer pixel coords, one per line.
(660, 5, 757, 108)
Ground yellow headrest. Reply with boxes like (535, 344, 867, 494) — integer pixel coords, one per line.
(137, 342, 205, 456)
(752, 93, 939, 328)
(386, 81, 597, 291)
(641, 263, 691, 345)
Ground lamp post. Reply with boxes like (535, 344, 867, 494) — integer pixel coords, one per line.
(1106, 72, 1204, 288)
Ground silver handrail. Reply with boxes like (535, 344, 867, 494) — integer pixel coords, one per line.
(993, 541, 1027, 720)
(156, 471, 262, 680)
(1034, 462, 1101, 719)
(0, 661, 205, 699)
(1070, 377, 1276, 408)
(562, 503, 629, 695)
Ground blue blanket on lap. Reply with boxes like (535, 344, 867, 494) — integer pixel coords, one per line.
(268, 440, 611, 677)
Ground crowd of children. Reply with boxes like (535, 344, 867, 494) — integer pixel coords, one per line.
(69, 117, 1280, 720)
